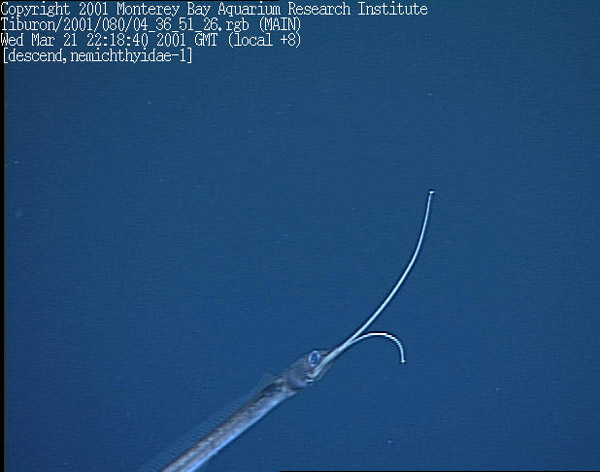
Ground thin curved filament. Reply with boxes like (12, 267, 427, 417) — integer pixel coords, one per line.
(347, 331, 406, 363)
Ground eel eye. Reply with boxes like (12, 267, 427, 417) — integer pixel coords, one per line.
(308, 350, 321, 367)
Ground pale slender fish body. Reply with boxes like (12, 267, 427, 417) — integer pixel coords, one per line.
(163, 379, 297, 471)
(141, 191, 435, 472)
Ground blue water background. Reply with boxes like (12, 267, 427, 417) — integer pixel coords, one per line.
(6, 2, 600, 470)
